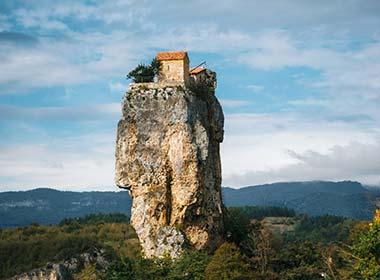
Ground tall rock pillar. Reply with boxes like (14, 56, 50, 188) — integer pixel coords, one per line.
(115, 72, 224, 258)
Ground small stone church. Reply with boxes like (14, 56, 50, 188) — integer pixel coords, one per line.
(156, 51, 209, 85)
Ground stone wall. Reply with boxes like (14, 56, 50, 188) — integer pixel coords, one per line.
(159, 59, 189, 84)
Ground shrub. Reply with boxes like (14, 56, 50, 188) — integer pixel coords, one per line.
(74, 264, 102, 280)
(205, 243, 252, 280)
(127, 58, 160, 83)
(352, 210, 380, 279)
(224, 207, 251, 244)
(106, 257, 135, 280)
(168, 250, 210, 280)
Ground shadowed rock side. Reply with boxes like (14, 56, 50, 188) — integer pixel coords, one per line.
(115, 79, 224, 258)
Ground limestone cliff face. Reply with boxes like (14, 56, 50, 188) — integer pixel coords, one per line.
(115, 76, 224, 258)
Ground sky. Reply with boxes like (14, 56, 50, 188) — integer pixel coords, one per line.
(0, 0, 380, 191)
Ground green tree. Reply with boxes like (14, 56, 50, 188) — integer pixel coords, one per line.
(168, 250, 209, 280)
(273, 241, 323, 280)
(224, 207, 251, 244)
(352, 210, 380, 279)
(127, 58, 160, 83)
(241, 220, 273, 276)
(130, 256, 172, 280)
(150, 57, 161, 77)
(106, 257, 135, 280)
(205, 243, 253, 280)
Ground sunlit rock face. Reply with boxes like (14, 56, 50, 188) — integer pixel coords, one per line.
(115, 76, 224, 258)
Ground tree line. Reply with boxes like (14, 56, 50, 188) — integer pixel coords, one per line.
(1, 208, 379, 279)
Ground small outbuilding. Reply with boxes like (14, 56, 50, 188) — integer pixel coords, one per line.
(189, 67, 207, 82)
(156, 51, 189, 84)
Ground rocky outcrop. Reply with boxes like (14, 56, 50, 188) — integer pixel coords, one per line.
(115, 73, 224, 258)
(8, 248, 109, 280)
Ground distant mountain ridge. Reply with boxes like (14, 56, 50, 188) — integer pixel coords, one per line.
(0, 188, 132, 227)
(0, 181, 379, 227)
(223, 181, 379, 220)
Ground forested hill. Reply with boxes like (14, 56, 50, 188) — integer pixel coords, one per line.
(1, 181, 379, 227)
(223, 181, 379, 220)
(0, 188, 132, 227)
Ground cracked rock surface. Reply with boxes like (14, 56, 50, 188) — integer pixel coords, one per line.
(115, 81, 224, 258)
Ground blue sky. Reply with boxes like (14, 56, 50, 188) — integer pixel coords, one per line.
(1, 0, 380, 190)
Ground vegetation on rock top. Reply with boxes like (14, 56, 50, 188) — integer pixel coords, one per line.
(126, 58, 160, 83)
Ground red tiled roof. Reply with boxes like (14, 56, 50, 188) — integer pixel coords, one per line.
(156, 51, 188, 61)
(190, 67, 206, 75)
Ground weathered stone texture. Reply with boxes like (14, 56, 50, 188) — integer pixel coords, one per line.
(115, 80, 224, 258)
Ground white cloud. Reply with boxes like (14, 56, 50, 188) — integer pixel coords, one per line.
(14, 8, 68, 31)
(223, 140, 380, 187)
(109, 82, 127, 93)
(288, 98, 330, 107)
(12, 1, 150, 29)
(1, 110, 379, 191)
(239, 31, 380, 99)
(0, 15, 11, 31)
(1, 2, 380, 100)
(0, 44, 92, 92)
(221, 113, 380, 187)
(1, 1, 380, 190)
(7, 1, 380, 34)
(0, 132, 116, 191)
(220, 99, 253, 108)
(0, 103, 121, 121)
(246, 84, 264, 93)
(0, 32, 141, 92)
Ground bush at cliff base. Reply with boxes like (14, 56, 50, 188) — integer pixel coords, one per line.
(167, 250, 209, 280)
(205, 242, 252, 280)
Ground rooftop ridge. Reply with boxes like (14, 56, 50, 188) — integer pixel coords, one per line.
(156, 51, 188, 61)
